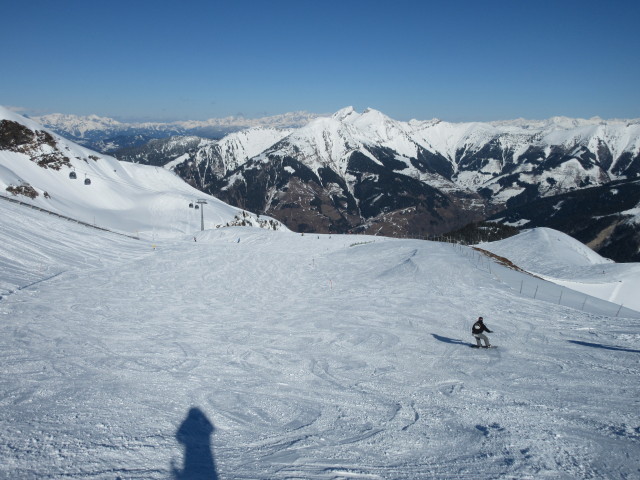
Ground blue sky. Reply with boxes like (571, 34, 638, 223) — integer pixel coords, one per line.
(2, 0, 639, 122)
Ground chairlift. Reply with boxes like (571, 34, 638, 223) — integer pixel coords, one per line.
(69, 171, 77, 179)
(189, 203, 194, 208)
(84, 176, 91, 185)
(195, 204, 200, 210)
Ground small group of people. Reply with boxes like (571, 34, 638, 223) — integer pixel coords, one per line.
(471, 316, 493, 348)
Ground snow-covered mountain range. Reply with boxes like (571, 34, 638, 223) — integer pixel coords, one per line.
(175, 106, 640, 199)
(32, 111, 321, 152)
(0, 106, 282, 238)
(163, 107, 640, 250)
(8, 105, 640, 260)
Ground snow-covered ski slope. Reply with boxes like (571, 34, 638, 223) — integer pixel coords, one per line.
(0, 106, 272, 240)
(482, 228, 640, 312)
(0, 200, 155, 297)
(1, 201, 639, 479)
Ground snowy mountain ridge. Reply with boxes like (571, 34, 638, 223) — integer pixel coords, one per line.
(34, 108, 640, 141)
(33, 110, 321, 140)
(181, 106, 640, 195)
(36, 106, 640, 203)
(167, 107, 639, 245)
(11, 105, 640, 259)
(0, 106, 283, 239)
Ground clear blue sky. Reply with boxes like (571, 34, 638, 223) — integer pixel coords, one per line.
(2, 0, 639, 122)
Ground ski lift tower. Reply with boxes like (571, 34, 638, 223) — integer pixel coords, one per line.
(196, 199, 207, 231)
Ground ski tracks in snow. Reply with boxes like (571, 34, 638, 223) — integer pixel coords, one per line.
(1, 232, 639, 478)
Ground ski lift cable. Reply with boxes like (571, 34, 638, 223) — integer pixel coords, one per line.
(66, 165, 194, 196)
(65, 162, 224, 210)
(90, 170, 189, 194)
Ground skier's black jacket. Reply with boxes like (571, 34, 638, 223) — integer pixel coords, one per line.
(472, 320, 492, 334)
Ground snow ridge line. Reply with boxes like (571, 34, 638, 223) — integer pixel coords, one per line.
(0, 193, 140, 241)
(463, 244, 640, 318)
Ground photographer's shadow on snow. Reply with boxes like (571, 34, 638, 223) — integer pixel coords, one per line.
(172, 407, 219, 480)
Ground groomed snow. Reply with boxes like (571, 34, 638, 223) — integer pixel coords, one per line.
(1, 202, 639, 479)
(481, 228, 640, 312)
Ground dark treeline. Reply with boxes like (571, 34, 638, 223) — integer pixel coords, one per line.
(431, 221, 520, 245)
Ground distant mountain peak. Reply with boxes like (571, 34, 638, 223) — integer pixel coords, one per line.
(332, 106, 357, 121)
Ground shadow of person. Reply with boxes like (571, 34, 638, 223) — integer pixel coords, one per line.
(568, 340, 640, 354)
(172, 407, 218, 480)
(431, 334, 467, 345)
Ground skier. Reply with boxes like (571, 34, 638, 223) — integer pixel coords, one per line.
(472, 316, 493, 348)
